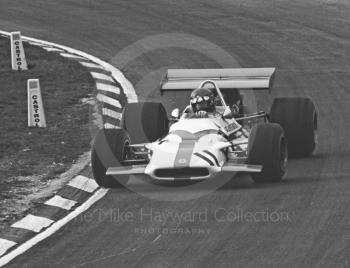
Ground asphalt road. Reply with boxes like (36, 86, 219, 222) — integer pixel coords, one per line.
(1, 0, 350, 267)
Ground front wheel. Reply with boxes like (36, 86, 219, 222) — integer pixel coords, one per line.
(91, 129, 130, 188)
(121, 102, 169, 143)
(247, 123, 288, 183)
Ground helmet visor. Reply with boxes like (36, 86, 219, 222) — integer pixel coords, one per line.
(191, 96, 212, 112)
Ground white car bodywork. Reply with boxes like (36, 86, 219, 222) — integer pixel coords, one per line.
(106, 68, 277, 181)
(107, 113, 261, 181)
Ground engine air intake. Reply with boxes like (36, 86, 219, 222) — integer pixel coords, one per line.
(154, 167, 209, 178)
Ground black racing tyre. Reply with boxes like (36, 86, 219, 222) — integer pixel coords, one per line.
(247, 123, 288, 183)
(91, 129, 130, 188)
(269, 97, 317, 158)
(121, 102, 169, 143)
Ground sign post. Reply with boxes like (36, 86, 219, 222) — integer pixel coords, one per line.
(10, 31, 28, 70)
(27, 79, 47, 127)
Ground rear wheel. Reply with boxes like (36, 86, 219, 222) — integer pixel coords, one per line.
(270, 97, 317, 158)
(91, 129, 130, 187)
(222, 89, 244, 115)
(247, 123, 288, 183)
(121, 102, 169, 143)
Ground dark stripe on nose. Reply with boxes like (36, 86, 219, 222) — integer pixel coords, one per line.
(203, 150, 220, 166)
(194, 153, 215, 166)
(174, 140, 196, 167)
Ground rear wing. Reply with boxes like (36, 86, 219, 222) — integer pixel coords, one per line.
(160, 68, 276, 92)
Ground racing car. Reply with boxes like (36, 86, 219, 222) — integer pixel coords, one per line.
(91, 68, 317, 187)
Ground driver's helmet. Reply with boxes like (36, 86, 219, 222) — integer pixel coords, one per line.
(190, 87, 215, 113)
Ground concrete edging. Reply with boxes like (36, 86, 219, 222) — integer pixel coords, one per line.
(0, 30, 136, 266)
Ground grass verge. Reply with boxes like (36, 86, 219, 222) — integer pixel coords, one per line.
(0, 36, 96, 230)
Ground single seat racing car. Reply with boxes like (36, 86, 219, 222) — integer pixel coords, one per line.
(91, 68, 318, 187)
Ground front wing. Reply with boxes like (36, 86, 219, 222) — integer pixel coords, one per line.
(106, 163, 262, 181)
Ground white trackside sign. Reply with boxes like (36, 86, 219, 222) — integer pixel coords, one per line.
(10, 31, 28, 70)
(27, 79, 47, 127)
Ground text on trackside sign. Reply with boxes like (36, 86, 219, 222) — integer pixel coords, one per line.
(10, 31, 28, 71)
(27, 79, 46, 127)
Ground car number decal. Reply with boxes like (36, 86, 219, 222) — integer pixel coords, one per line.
(223, 122, 240, 133)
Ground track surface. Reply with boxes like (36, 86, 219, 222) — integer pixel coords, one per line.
(1, 0, 350, 267)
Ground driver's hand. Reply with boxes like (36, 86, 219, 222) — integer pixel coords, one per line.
(195, 111, 208, 118)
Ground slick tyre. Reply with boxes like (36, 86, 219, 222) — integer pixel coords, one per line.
(91, 129, 130, 188)
(270, 97, 317, 158)
(121, 102, 169, 143)
(247, 123, 288, 183)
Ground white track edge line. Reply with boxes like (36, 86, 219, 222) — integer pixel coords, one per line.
(0, 188, 108, 267)
(42, 47, 64, 52)
(96, 83, 121, 95)
(59, 53, 88, 60)
(0, 30, 137, 103)
(0, 240, 17, 257)
(104, 123, 120, 129)
(79, 61, 104, 69)
(67, 175, 99, 193)
(0, 30, 135, 263)
(102, 108, 122, 120)
(44, 195, 78, 210)
(11, 215, 54, 233)
(97, 94, 122, 108)
(90, 72, 115, 82)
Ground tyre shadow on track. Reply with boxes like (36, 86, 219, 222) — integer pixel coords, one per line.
(104, 151, 338, 197)
(282, 152, 346, 184)
(110, 173, 262, 196)
(108, 151, 340, 195)
(281, 174, 349, 184)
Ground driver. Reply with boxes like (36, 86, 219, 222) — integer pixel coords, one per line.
(183, 86, 244, 141)
(188, 87, 219, 118)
